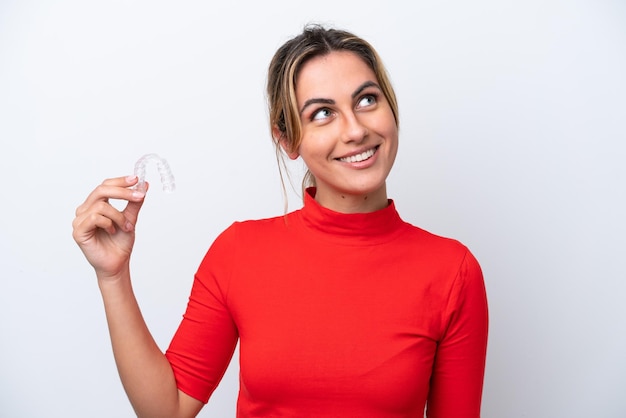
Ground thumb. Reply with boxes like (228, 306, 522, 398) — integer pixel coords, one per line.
(124, 198, 146, 226)
(123, 182, 149, 225)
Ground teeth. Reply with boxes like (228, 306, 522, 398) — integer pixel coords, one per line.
(339, 148, 375, 163)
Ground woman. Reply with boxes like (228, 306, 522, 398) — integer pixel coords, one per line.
(72, 25, 488, 418)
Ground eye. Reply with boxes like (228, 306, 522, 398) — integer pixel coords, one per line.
(357, 94, 378, 109)
(311, 108, 333, 121)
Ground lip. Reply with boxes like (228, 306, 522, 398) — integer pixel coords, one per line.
(335, 145, 380, 161)
(335, 145, 380, 168)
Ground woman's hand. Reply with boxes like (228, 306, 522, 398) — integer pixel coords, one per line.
(72, 175, 147, 280)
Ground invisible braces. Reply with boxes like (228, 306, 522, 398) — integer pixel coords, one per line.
(134, 153, 175, 193)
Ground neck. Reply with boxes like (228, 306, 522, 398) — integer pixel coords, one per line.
(313, 185, 389, 214)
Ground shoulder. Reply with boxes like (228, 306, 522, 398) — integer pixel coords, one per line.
(395, 221, 483, 284)
(400, 221, 472, 258)
(196, 214, 293, 281)
(208, 211, 298, 251)
(398, 223, 486, 312)
(224, 212, 293, 238)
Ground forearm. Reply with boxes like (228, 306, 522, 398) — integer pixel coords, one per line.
(98, 269, 182, 418)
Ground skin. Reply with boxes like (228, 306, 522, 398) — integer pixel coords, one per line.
(72, 50, 398, 418)
(72, 176, 203, 417)
(281, 50, 399, 214)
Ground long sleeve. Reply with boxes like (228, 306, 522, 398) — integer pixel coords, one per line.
(426, 250, 489, 418)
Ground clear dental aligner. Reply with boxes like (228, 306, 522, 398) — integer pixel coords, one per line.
(134, 153, 176, 193)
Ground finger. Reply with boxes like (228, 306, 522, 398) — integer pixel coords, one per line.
(73, 200, 134, 241)
(73, 212, 116, 241)
(95, 200, 135, 232)
(122, 182, 149, 225)
(88, 175, 140, 203)
(101, 174, 140, 187)
(76, 176, 146, 216)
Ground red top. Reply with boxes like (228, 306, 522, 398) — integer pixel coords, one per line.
(165, 189, 488, 417)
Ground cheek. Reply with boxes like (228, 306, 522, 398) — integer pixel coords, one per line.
(381, 122, 399, 162)
(299, 131, 333, 158)
(377, 117, 399, 145)
(390, 126, 399, 148)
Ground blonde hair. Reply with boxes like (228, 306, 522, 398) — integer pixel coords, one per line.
(267, 24, 399, 198)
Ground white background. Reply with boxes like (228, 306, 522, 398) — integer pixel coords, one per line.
(1, 0, 625, 417)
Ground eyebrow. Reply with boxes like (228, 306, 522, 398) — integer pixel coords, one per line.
(351, 81, 380, 99)
(299, 81, 382, 115)
(299, 98, 335, 115)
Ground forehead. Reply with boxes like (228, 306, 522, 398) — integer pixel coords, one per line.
(295, 51, 377, 100)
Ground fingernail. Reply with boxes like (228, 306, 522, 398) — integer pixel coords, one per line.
(125, 221, 135, 232)
(132, 191, 145, 199)
(126, 175, 137, 183)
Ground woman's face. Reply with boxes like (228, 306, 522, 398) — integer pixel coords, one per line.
(288, 51, 398, 213)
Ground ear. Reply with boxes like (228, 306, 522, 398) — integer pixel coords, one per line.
(273, 125, 299, 160)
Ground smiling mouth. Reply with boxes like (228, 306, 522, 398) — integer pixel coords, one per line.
(338, 145, 380, 163)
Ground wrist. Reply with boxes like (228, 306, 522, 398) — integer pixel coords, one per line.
(96, 266, 132, 291)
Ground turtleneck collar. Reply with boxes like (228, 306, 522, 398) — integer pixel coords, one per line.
(294, 187, 407, 245)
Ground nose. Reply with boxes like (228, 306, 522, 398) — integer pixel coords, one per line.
(340, 112, 368, 143)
